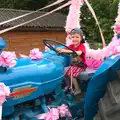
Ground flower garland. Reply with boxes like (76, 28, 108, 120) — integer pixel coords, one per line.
(36, 104, 72, 120)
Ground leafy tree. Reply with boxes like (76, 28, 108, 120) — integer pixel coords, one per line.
(0, 0, 119, 44)
(0, 0, 51, 10)
(81, 0, 119, 44)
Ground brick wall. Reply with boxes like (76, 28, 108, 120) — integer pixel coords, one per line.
(0, 31, 66, 55)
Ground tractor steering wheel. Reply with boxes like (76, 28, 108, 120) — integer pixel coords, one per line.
(43, 39, 78, 57)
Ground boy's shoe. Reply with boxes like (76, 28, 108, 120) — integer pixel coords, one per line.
(64, 87, 74, 95)
(64, 86, 70, 93)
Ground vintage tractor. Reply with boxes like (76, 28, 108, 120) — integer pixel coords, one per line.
(1, 38, 120, 120)
(1, 38, 84, 120)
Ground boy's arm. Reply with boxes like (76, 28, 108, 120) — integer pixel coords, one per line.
(56, 48, 82, 55)
(76, 51, 82, 56)
(56, 48, 72, 53)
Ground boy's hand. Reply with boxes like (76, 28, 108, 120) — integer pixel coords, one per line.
(56, 48, 65, 53)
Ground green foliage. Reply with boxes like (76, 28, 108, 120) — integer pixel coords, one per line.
(0, 0, 119, 44)
(81, 0, 119, 44)
(0, 0, 50, 10)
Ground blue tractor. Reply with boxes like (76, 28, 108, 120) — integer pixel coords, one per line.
(1, 38, 120, 120)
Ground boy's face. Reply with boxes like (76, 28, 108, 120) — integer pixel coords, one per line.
(71, 33, 82, 45)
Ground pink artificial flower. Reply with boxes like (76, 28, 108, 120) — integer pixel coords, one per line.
(58, 104, 71, 118)
(0, 51, 17, 68)
(0, 83, 10, 104)
(29, 48, 43, 60)
(45, 108, 59, 120)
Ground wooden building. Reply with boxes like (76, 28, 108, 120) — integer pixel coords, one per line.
(0, 9, 67, 54)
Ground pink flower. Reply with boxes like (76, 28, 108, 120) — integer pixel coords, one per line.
(0, 51, 17, 68)
(0, 83, 10, 104)
(29, 48, 43, 60)
(45, 108, 59, 120)
(58, 104, 71, 117)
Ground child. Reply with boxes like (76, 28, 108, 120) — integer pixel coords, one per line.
(57, 28, 87, 95)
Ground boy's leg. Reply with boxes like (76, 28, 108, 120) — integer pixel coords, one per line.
(64, 74, 71, 87)
(64, 75, 71, 92)
(72, 77, 82, 95)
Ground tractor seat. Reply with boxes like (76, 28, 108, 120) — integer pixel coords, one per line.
(78, 68, 97, 82)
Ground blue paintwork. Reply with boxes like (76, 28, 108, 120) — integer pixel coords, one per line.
(2, 37, 120, 120)
(84, 54, 120, 120)
(0, 38, 6, 54)
(0, 37, 6, 49)
(2, 49, 70, 117)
